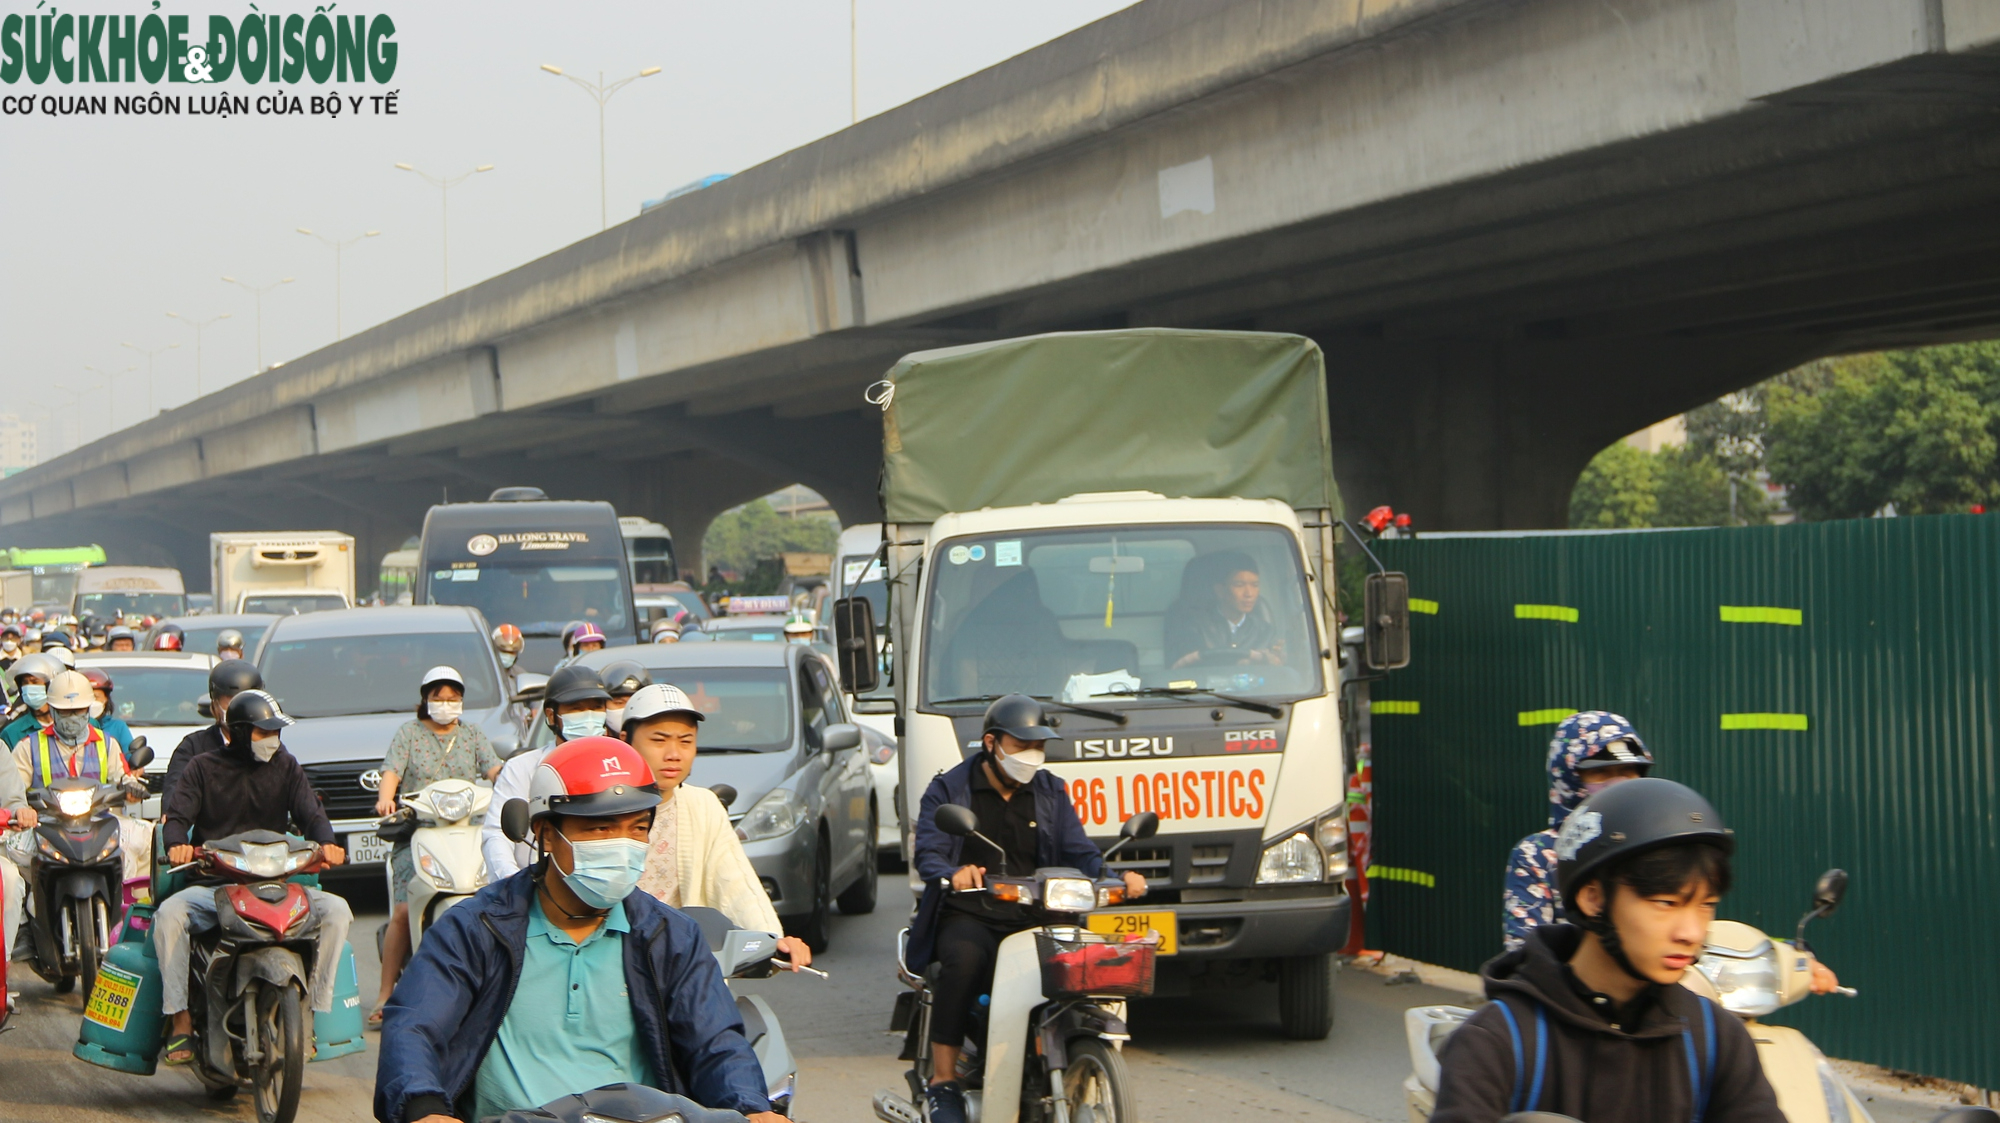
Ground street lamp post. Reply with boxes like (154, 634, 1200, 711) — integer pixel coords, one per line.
(538, 65, 660, 230)
(222, 275, 295, 374)
(80, 365, 133, 437)
(165, 311, 232, 401)
(295, 228, 380, 340)
(393, 162, 493, 293)
(120, 340, 179, 419)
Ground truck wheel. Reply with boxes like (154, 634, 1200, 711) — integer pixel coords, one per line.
(836, 804, 879, 915)
(1277, 953, 1335, 1040)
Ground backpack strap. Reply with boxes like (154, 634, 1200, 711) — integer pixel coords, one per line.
(1492, 998, 1550, 1114)
(1495, 1000, 1527, 1115)
(1682, 996, 1718, 1123)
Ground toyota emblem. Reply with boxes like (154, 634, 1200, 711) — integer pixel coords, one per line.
(359, 769, 383, 792)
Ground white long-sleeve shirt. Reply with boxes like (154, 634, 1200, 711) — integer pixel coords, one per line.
(480, 746, 548, 880)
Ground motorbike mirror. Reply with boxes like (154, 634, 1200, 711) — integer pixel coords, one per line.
(1930, 1111, 2000, 1123)
(707, 784, 738, 811)
(126, 738, 154, 770)
(1812, 868, 1848, 915)
(500, 798, 532, 844)
(935, 804, 979, 838)
(1120, 811, 1160, 840)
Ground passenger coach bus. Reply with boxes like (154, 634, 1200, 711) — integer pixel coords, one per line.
(416, 487, 639, 673)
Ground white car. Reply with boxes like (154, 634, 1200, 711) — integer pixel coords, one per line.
(75, 651, 220, 792)
(856, 716, 899, 861)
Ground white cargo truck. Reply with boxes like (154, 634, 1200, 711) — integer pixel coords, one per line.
(209, 532, 356, 615)
(832, 329, 1410, 1041)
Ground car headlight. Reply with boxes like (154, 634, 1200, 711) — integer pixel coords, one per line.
(736, 788, 809, 843)
(1695, 942, 1782, 1017)
(1316, 813, 1349, 881)
(431, 788, 474, 823)
(239, 840, 291, 879)
(1256, 833, 1325, 884)
(56, 789, 93, 817)
(1043, 877, 1096, 913)
(415, 843, 456, 892)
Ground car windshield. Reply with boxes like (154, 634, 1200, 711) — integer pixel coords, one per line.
(77, 592, 186, 619)
(178, 622, 270, 655)
(259, 632, 500, 718)
(921, 523, 1322, 706)
(528, 665, 792, 752)
(101, 665, 210, 726)
(427, 560, 629, 636)
(240, 594, 344, 616)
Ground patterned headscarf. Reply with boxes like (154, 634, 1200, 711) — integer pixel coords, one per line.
(1545, 711, 1649, 828)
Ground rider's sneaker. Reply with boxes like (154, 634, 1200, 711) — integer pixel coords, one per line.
(925, 1081, 969, 1123)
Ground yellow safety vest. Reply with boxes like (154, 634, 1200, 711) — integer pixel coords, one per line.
(34, 726, 111, 787)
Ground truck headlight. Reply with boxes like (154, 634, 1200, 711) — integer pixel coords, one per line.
(1256, 833, 1324, 884)
(736, 788, 809, 843)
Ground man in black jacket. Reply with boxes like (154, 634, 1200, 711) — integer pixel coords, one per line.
(155, 690, 349, 1065)
(159, 659, 263, 805)
(1433, 779, 1784, 1123)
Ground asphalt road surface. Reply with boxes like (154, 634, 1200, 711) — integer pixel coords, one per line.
(2, 874, 1956, 1123)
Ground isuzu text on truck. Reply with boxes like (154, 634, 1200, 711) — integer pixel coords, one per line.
(834, 329, 1408, 1039)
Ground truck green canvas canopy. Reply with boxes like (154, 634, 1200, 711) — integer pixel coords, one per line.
(879, 329, 1337, 523)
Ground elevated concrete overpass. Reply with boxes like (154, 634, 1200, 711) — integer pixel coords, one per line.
(11, 0, 2000, 587)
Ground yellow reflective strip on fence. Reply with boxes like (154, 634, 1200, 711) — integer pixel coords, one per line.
(1518, 708, 1576, 726)
(1514, 604, 1579, 622)
(1719, 606, 1803, 626)
(1410, 598, 1439, 615)
(1720, 713, 1809, 731)
(1372, 700, 1420, 715)
(1367, 866, 1436, 888)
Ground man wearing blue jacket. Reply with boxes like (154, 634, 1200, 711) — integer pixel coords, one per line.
(908, 694, 1147, 1123)
(374, 736, 785, 1123)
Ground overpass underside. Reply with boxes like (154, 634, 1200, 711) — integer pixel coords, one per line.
(14, 0, 2000, 585)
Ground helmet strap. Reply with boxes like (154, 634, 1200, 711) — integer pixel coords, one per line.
(1575, 880, 1653, 985)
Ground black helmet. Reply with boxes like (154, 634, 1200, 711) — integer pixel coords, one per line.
(216, 628, 245, 653)
(599, 659, 652, 698)
(209, 659, 264, 698)
(981, 693, 1062, 743)
(1555, 777, 1735, 901)
(544, 664, 610, 706)
(224, 689, 294, 751)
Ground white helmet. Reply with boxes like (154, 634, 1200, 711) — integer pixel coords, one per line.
(420, 665, 466, 693)
(46, 645, 76, 669)
(621, 683, 706, 728)
(47, 669, 94, 711)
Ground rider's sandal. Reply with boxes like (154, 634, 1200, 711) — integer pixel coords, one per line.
(163, 1034, 195, 1065)
(364, 1007, 385, 1030)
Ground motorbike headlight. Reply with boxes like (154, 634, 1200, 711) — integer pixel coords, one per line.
(1316, 813, 1349, 882)
(431, 788, 474, 824)
(56, 789, 93, 817)
(1043, 876, 1096, 914)
(238, 841, 291, 879)
(736, 788, 809, 843)
(1256, 832, 1325, 884)
(1695, 943, 1782, 1017)
(415, 843, 456, 892)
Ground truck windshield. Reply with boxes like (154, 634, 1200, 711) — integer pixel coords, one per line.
(921, 524, 1321, 706)
(77, 592, 187, 619)
(32, 570, 81, 606)
(426, 561, 630, 637)
(240, 593, 345, 616)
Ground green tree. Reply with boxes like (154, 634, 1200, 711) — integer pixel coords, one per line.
(701, 499, 839, 580)
(1568, 443, 1765, 529)
(1568, 442, 1659, 528)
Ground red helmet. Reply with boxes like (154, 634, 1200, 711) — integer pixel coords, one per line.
(572, 623, 607, 648)
(491, 622, 524, 656)
(81, 667, 113, 693)
(526, 737, 659, 824)
(153, 631, 183, 651)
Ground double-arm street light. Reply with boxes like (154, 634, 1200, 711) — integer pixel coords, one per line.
(165, 310, 232, 400)
(295, 228, 379, 341)
(539, 64, 660, 230)
(394, 163, 493, 294)
(80, 364, 134, 436)
(222, 275, 294, 374)
(120, 340, 179, 419)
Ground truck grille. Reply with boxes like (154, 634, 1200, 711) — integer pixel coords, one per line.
(1107, 846, 1172, 885)
(1188, 845, 1232, 885)
(302, 761, 382, 820)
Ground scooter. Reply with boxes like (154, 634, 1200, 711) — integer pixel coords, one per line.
(380, 778, 492, 953)
(19, 742, 153, 997)
(681, 904, 806, 1117)
(1402, 870, 1872, 1123)
(176, 830, 332, 1123)
(491, 1082, 751, 1123)
(874, 807, 1161, 1123)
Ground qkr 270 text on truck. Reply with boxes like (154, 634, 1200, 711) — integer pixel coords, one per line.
(837, 329, 1391, 1040)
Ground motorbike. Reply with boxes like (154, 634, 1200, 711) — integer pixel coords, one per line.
(1402, 869, 1871, 1123)
(490, 1082, 751, 1123)
(681, 904, 805, 1117)
(174, 829, 332, 1123)
(18, 741, 153, 997)
(380, 777, 492, 954)
(1, 806, 13, 1032)
(874, 806, 1161, 1123)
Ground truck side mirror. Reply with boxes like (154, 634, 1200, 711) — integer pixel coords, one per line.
(831, 596, 880, 694)
(500, 798, 532, 844)
(1812, 868, 1848, 915)
(1363, 571, 1412, 671)
(935, 804, 978, 838)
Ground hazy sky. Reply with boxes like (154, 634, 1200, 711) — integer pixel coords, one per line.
(1, 1, 1135, 457)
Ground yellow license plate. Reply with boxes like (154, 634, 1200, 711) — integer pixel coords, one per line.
(1086, 910, 1176, 955)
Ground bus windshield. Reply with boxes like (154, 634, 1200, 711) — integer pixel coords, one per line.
(427, 560, 630, 636)
(921, 523, 1321, 706)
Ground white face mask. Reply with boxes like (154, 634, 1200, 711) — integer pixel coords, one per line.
(88, 700, 105, 719)
(996, 746, 1045, 784)
(427, 700, 463, 725)
(605, 706, 627, 734)
(250, 735, 282, 763)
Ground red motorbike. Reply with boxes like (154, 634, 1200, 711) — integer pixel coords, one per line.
(173, 830, 330, 1123)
